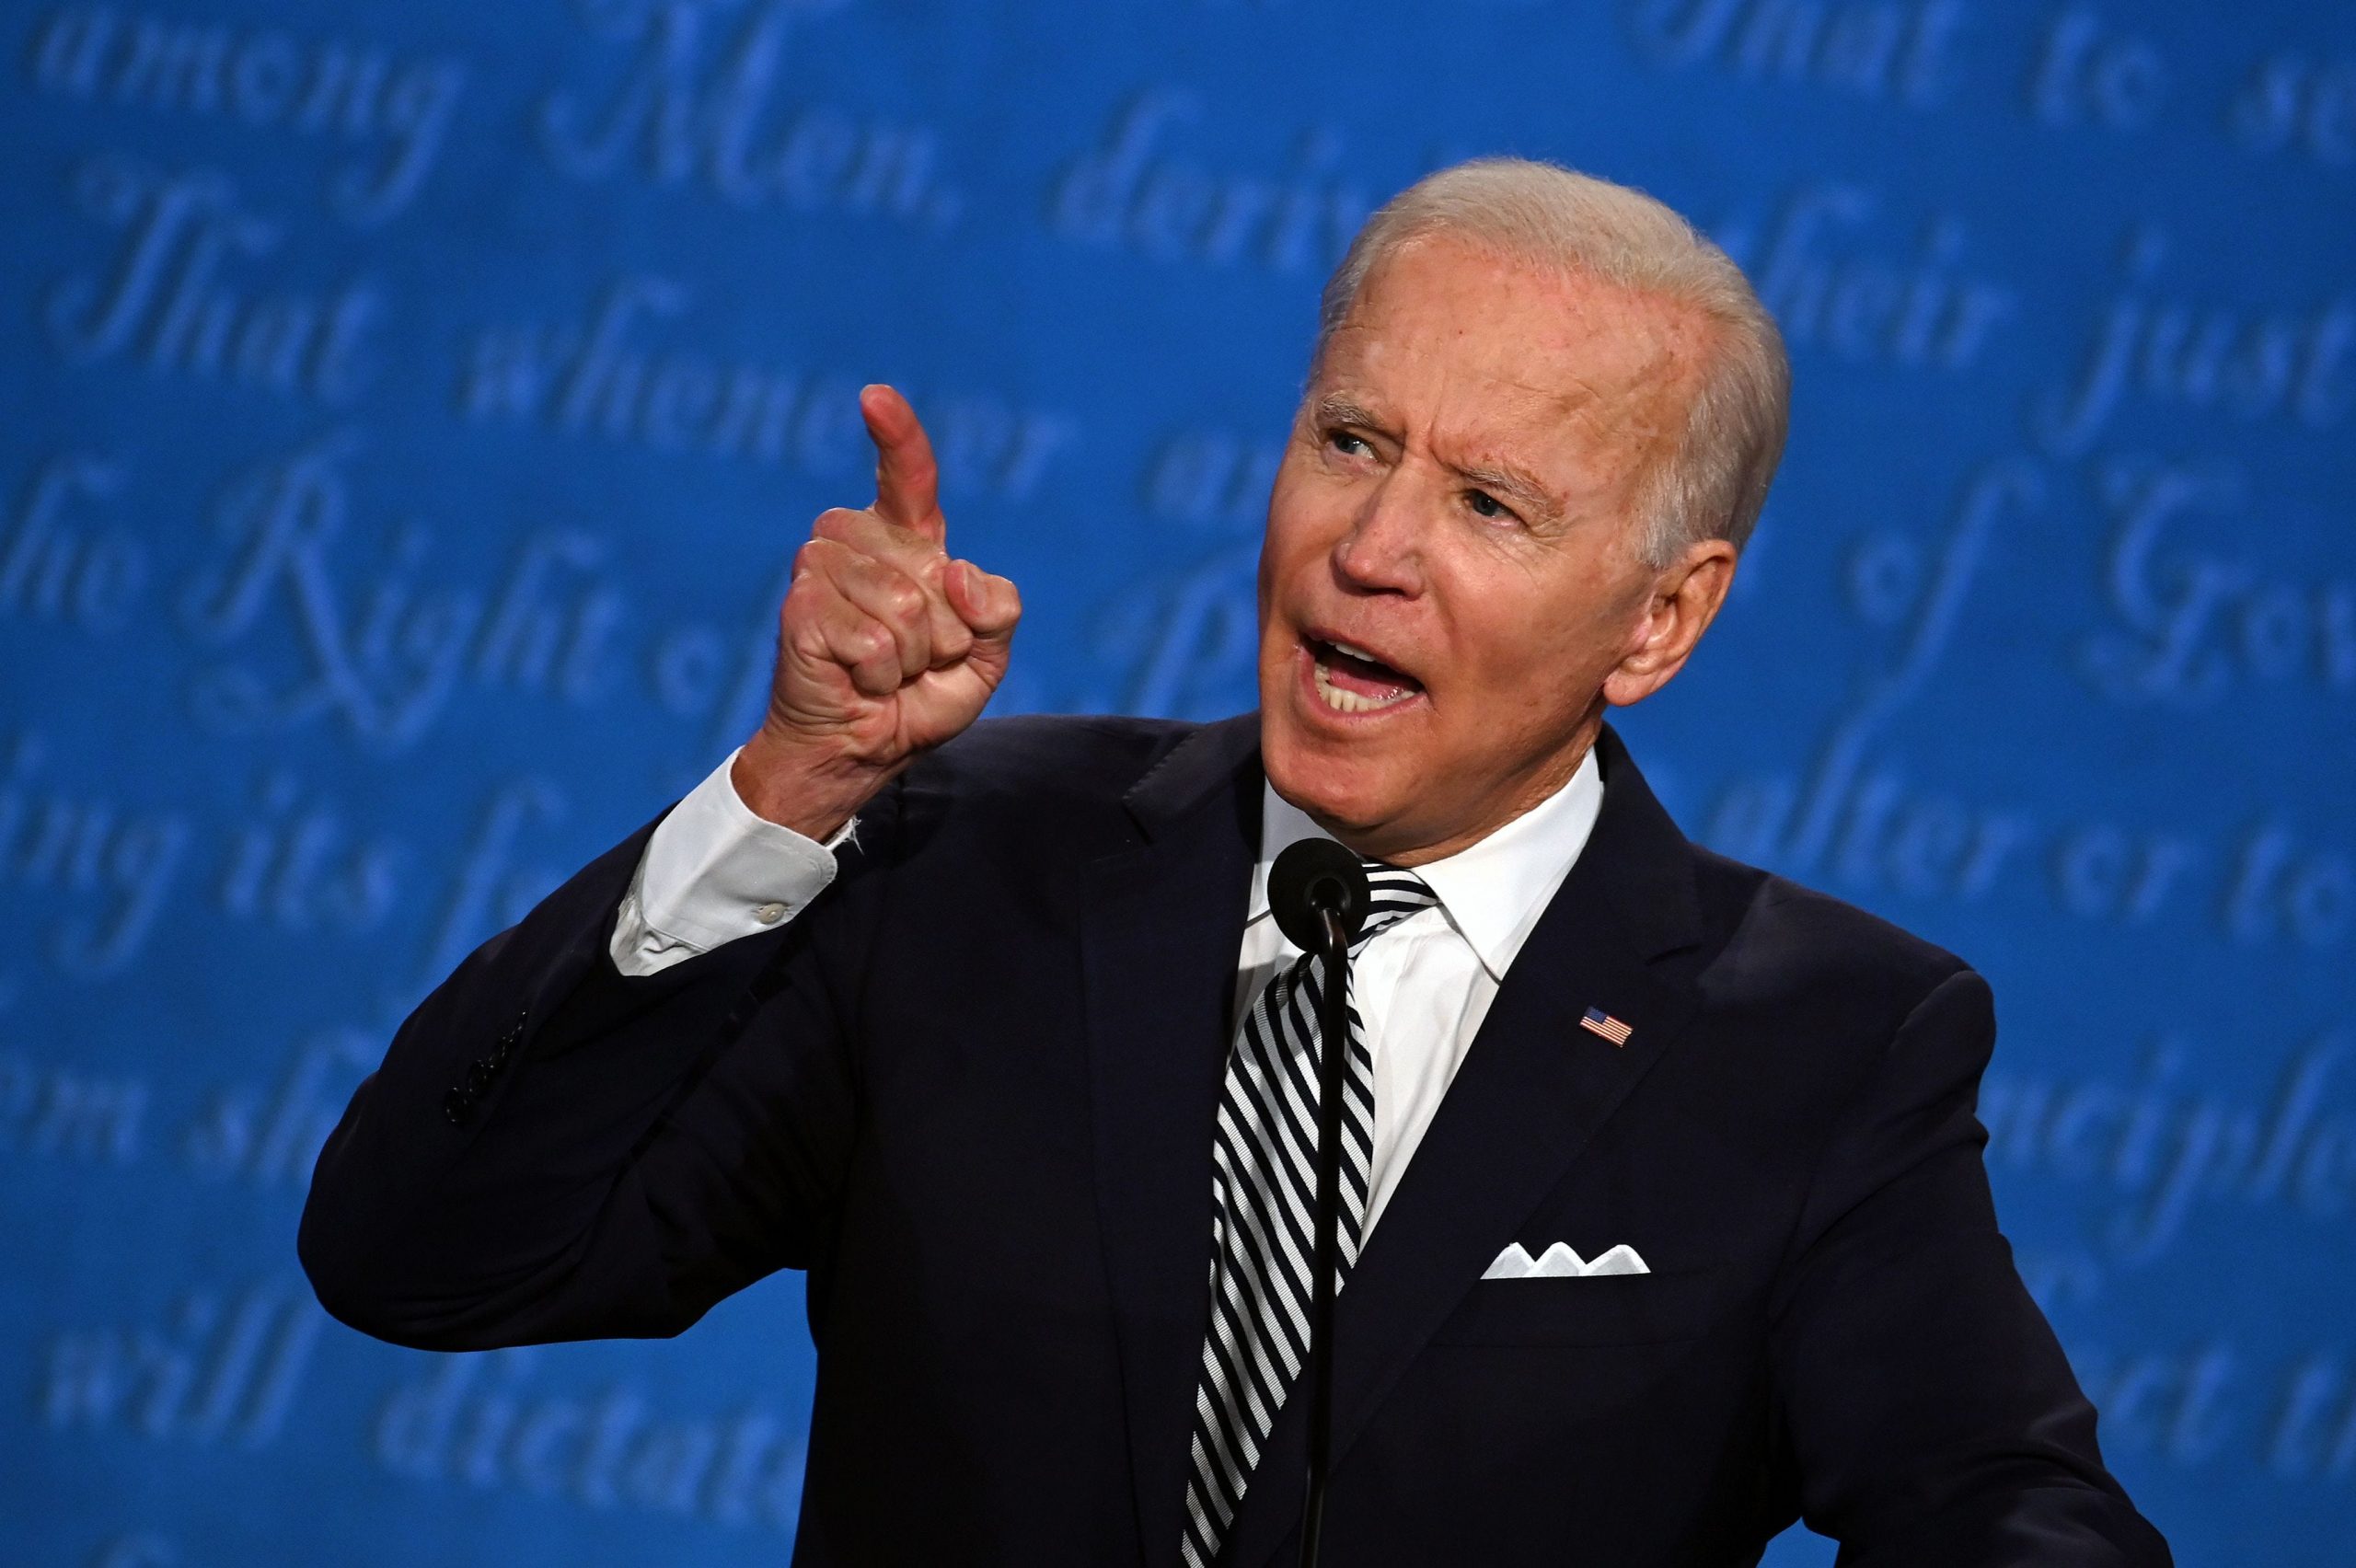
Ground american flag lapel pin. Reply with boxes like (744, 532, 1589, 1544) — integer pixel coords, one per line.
(1580, 1007, 1634, 1046)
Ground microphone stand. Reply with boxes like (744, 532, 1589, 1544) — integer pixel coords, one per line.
(1267, 838, 1369, 1568)
(1299, 898, 1349, 1568)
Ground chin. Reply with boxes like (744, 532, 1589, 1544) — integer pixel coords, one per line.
(1260, 716, 1397, 833)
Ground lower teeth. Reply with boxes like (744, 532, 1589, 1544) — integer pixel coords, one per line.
(1313, 659, 1411, 713)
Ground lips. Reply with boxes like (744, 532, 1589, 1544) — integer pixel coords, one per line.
(1303, 632, 1423, 715)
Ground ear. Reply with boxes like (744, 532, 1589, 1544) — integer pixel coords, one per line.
(1601, 538, 1738, 708)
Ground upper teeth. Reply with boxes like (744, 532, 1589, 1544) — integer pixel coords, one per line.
(1329, 640, 1380, 663)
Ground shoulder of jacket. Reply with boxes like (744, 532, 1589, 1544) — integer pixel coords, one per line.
(1688, 842, 1978, 1022)
(902, 712, 1207, 808)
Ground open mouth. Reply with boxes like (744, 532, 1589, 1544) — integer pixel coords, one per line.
(1304, 634, 1424, 715)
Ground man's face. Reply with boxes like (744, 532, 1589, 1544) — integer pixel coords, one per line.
(1256, 234, 1723, 863)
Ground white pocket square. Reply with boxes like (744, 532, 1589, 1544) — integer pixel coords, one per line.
(1482, 1241, 1650, 1279)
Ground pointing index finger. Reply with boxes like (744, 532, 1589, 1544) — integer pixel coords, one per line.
(860, 384, 945, 546)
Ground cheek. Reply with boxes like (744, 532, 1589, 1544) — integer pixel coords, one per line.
(1432, 565, 1622, 711)
(1263, 471, 1339, 580)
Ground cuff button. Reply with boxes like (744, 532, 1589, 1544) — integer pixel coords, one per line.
(753, 902, 787, 924)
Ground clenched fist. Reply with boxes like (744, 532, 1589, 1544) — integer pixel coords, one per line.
(732, 385, 1023, 839)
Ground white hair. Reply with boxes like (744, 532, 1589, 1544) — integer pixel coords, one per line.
(1313, 157, 1790, 568)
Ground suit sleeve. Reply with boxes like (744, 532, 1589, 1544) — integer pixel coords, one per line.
(295, 778, 905, 1354)
(1767, 967, 2174, 1567)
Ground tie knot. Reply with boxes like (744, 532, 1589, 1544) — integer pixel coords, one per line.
(1355, 859, 1438, 947)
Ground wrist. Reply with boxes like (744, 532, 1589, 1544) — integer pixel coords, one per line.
(730, 731, 895, 841)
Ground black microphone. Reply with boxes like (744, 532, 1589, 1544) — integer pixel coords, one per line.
(1269, 837, 1369, 953)
(1265, 837, 1370, 1568)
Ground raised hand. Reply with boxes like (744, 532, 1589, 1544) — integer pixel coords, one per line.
(732, 385, 1022, 839)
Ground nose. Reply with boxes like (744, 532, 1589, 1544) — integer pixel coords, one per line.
(1330, 469, 1426, 595)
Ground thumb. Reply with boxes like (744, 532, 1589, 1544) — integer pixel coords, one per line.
(948, 559, 1022, 643)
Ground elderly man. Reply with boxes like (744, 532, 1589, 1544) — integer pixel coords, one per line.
(300, 159, 2170, 1566)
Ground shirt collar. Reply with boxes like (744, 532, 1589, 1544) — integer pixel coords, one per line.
(1247, 743, 1606, 982)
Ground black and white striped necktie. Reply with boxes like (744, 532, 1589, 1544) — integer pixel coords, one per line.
(1181, 858, 1439, 1566)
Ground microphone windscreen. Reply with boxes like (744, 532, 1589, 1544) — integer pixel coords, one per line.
(1268, 839, 1369, 951)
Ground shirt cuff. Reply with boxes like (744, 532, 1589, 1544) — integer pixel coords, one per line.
(609, 748, 857, 974)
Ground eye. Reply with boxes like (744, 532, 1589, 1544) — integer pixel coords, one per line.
(1325, 429, 1374, 459)
(1464, 489, 1519, 524)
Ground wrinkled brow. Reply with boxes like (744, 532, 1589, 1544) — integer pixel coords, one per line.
(1310, 393, 1387, 435)
(1309, 394, 1564, 518)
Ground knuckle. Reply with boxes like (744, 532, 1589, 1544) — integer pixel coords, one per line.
(883, 580, 927, 622)
(790, 565, 844, 606)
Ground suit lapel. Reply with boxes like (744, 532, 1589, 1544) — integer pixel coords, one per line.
(1225, 723, 1708, 1568)
(1081, 713, 1264, 1568)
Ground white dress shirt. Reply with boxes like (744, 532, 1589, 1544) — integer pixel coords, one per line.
(611, 738, 1606, 1238)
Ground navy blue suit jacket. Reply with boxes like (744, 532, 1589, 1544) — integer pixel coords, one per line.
(300, 713, 2170, 1566)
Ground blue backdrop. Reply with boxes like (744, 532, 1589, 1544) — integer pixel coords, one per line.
(4, 1, 2352, 1562)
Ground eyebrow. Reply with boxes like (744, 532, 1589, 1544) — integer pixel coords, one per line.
(1310, 394, 1564, 521)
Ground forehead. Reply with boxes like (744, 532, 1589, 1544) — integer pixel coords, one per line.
(1316, 235, 1710, 458)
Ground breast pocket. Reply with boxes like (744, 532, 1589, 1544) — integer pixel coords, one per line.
(1427, 1265, 1727, 1348)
